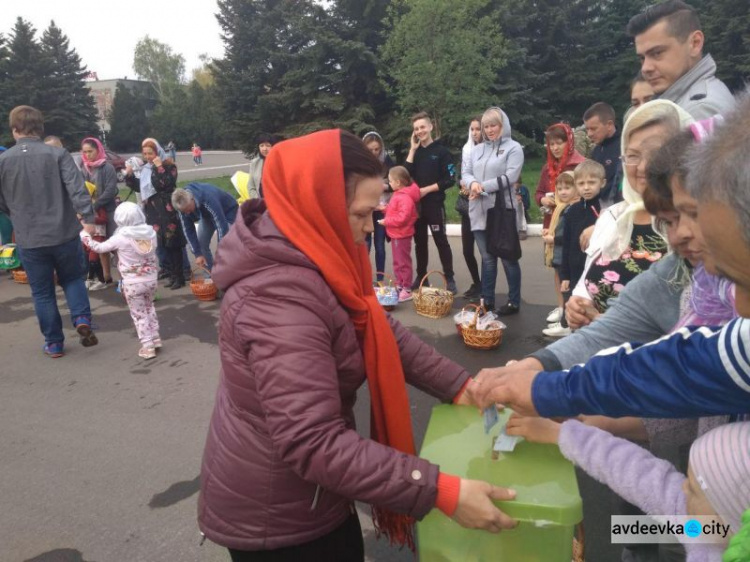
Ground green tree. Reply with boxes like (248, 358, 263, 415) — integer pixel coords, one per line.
(108, 83, 149, 152)
(696, 0, 750, 92)
(133, 36, 186, 101)
(40, 21, 99, 145)
(381, 0, 508, 146)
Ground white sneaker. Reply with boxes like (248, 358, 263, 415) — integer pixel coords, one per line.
(546, 307, 562, 323)
(88, 280, 107, 291)
(543, 322, 571, 338)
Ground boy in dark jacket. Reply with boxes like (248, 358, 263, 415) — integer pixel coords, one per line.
(404, 112, 457, 293)
(550, 160, 604, 337)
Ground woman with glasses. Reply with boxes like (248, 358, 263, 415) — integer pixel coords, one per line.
(568, 100, 692, 319)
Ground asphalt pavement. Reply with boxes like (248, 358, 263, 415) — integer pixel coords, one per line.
(0, 232, 622, 561)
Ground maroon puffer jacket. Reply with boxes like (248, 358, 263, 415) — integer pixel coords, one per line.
(198, 202, 470, 551)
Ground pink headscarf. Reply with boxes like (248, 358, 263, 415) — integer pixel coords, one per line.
(81, 137, 107, 174)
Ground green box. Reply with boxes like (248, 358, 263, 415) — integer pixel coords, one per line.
(417, 405, 583, 561)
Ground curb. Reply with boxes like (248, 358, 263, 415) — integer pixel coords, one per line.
(443, 224, 543, 237)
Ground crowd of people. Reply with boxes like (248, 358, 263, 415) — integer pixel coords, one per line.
(0, 0, 748, 560)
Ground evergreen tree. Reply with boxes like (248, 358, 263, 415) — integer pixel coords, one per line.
(108, 83, 149, 152)
(40, 21, 99, 146)
(695, 0, 750, 92)
(381, 0, 508, 148)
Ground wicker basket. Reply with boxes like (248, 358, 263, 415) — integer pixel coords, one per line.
(190, 267, 218, 301)
(374, 272, 399, 311)
(12, 269, 28, 284)
(573, 522, 585, 562)
(413, 270, 454, 319)
(460, 304, 503, 350)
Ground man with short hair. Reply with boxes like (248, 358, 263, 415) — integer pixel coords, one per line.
(627, 0, 734, 119)
(583, 102, 622, 209)
(404, 112, 457, 294)
(172, 182, 238, 270)
(0, 106, 99, 358)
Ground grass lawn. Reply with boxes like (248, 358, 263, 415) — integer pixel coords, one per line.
(118, 158, 546, 224)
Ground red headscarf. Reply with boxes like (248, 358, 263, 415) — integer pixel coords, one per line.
(81, 137, 107, 175)
(263, 129, 416, 548)
(545, 123, 585, 190)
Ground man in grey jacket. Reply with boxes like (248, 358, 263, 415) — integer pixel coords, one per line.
(627, 0, 734, 120)
(0, 106, 99, 358)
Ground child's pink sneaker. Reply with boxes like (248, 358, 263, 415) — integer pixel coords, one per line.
(398, 289, 413, 302)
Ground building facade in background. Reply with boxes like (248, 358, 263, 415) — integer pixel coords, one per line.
(85, 78, 157, 135)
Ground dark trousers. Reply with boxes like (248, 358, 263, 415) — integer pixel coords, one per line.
(414, 209, 453, 281)
(228, 512, 364, 562)
(165, 246, 185, 282)
(460, 213, 480, 285)
(366, 210, 387, 280)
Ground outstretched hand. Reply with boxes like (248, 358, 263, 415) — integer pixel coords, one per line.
(473, 362, 542, 416)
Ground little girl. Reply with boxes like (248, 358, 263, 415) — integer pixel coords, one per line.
(81, 202, 161, 359)
(507, 416, 750, 560)
(378, 166, 420, 302)
(542, 171, 578, 329)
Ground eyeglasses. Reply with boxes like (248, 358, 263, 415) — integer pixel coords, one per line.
(620, 153, 644, 167)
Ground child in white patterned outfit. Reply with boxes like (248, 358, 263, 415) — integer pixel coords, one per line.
(80, 202, 161, 359)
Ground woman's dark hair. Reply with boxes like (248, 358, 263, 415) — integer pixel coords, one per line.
(256, 133, 277, 146)
(642, 183, 676, 216)
(340, 130, 383, 204)
(545, 125, 568, 143)
(646, 129, 694, 201)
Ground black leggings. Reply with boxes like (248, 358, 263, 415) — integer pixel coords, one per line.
(414, 211, 454, 280)
(228, 512, 364, 562)
(166, 246, 185, 282)
(460, 213, 481, 285)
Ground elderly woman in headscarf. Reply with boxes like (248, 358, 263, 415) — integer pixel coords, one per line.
(362, 131, 395, 282)
(124, 138, 186, 289)
(198, 130, 517, 561)
(80, 137, 119, 289)
(567, 100, 693, 322)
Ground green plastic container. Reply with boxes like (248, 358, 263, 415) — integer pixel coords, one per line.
(417, 405, 583, 562)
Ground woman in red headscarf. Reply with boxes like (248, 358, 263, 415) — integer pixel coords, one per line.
(198, 130, 516, 561)
(81, 137, 119, 289)
(535, 123, 586, 230)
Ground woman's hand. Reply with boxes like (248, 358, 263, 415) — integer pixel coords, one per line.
(125, 165, 133, 176)
(579, 225, 595, 251)
(560, 280, 570, 292)
(453, 479, 517, 533)
(506, 413, 561, 445)
(152, 157, 163, 168)
(540, 196, 554, 207)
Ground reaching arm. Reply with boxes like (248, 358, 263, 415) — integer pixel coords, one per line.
(532, 318, 750, 418)
(178, 212, 201, 257)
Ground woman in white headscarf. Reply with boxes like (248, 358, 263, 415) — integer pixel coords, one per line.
(80, 202, 161, 359)
(569, 100, 693, 318)
(124, 138, 187, 289)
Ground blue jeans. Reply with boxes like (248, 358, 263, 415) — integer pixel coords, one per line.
(473, 230, 522, 308)
(366, 211, 386, 281)
(18, 237, 91, 345)
(196, 219, 215, 270)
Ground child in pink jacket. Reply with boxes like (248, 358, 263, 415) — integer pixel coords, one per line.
(379, 166, 421, 302)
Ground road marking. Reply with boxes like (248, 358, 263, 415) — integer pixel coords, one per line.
(179, 164, 248, 174)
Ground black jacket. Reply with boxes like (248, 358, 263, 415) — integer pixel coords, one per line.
(404, 139, 455, 222)
(591, 131, 622, 209)
(560, 195, 602, 286)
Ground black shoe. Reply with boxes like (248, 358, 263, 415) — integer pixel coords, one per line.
(170, 279, 185, 290)
(158, 270, 171, 280)
(462, 283, 481, 299)
(446, 277, 458, 295)
(496, 302, 520, 316)
(163, 277, 175, 288)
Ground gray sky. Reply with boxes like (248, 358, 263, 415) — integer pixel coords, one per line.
(0, 0, 225, 80)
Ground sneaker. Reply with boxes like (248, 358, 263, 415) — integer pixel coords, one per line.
(546, 307, 563, 324)
(398, 289, 413, 302)
(462, 283, 481, 300)
(152, 338, 163, 349)
(543, 322, 571, 338)
(88, 280, 107, 291)
(139, 346, 157, 360)
(496, 302, 520, 316)
(43, 342, 65, 358)
(84, 279, 94, 289)
(74, 318, 99, 347)
(446, 277, 458, 295)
